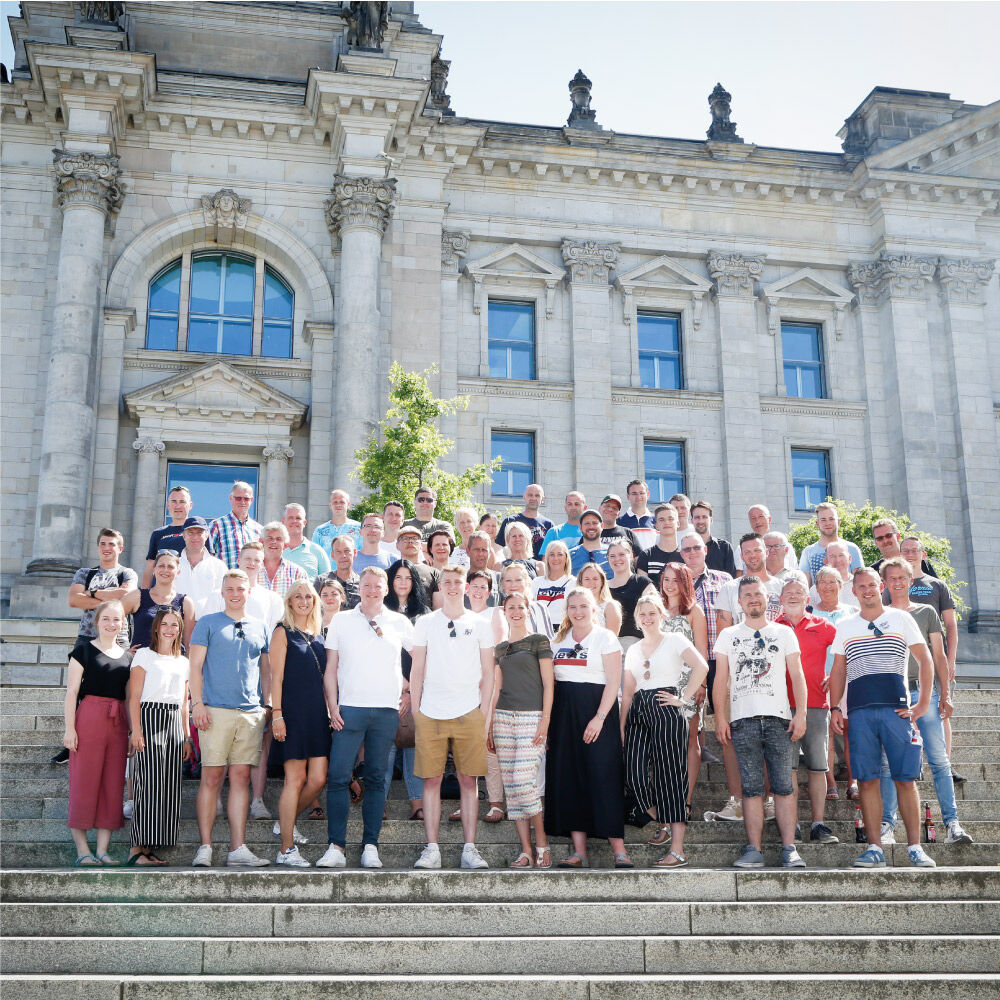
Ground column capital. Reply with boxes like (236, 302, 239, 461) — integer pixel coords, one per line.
(707, 250, 765, 297)
(52, 148, 124, 216)
(561, 239, 620, 284)
(325, 175, 396, 238)
(848, 253, 935, 306)
(263, 444, 294, 464)
(936, 257, 996, 305)
(441, 230, 471, 270)
(132, 435, 165, 456)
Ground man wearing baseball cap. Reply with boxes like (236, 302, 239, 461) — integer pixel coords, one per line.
(176, 516, 228, 616)
(598, 495, 642, 557)
(569, 509, 612, 575)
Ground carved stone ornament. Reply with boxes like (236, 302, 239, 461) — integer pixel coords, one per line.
(936, 257, 996, 305)
(441, 230, 470, 268)
(707, 83, 743, 144)
(561, 239, 620, 284)
(848, 253, 936, 306)
(429, 57, 455, 116)
(841, 112, 867, 157)
(707, 250, 764, 296)
(567, 69, 600, 130)
(201, 189, 251, 245)
(263, 444, 295, 463)
(52, 148, 124, 216)
(132, 436, 165, 456)
(78, 2, 124, 24)
(345, 1, 390, 51)
(325, 176, 396, 237)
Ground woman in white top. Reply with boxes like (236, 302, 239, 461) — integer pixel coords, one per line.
(449, 507, 478, 569)
(621, 593, 708, 868)
(531, 541, 573, 633)
(576, 563, 622, 635)
(126, 607, 191, 865)
(545, 587, 631, 868)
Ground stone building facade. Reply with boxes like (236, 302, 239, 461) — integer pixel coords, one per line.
(2, 3, 999, 647)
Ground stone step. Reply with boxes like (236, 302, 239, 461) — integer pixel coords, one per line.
(5, 898, 998, 939)
(4, 932, 999, 976)
(3, 972, 998, 1000)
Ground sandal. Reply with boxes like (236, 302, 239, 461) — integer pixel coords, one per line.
(144, 852, 168, 866)
(654, 850, 688, 868)
(483, 806, 505, 823)
(307, 806, 325, 820)
(826, 786, 839, 800)
(408, 808, 424, 821)
(510, 851, 532, 868)
(448, 807, 462, 822)
(126, 853, 157, 866)
(847, 782, 860, 800)
(557, 852, 588, 869)
(96, 853, 120, 866)
(535, 846, 552, 869)
(349, 775, 364, 804)
(648, 824, 671, 846)
(614, 852, 635, 869)
(74, 853, 99, 867)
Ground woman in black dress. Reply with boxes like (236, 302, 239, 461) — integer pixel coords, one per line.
(122, 551, 196, 651)
(606, 540, 654, 655)
(270, 580, 331, 866)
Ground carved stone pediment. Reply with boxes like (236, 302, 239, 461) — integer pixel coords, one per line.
(614, 255, 712, 328)
(758, 267, 855, 337)
(464, 243, 566, 317)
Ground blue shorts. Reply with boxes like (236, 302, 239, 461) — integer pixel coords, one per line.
(848, 706, 923, 782)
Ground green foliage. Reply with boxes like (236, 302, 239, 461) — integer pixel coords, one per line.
(348, 363, 500, 524)
(787, 498, 967, 619)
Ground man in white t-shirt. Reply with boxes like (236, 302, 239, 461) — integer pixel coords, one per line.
(714, 577, 808, 870)
(409, 565, 495, 870)
(318, 567, 414, 870)
(716, 534, 784, 629)
(175, 517, 228, 616)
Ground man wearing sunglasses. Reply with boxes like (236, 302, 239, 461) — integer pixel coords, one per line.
(829, 567, 936, 869)
(404, 487, 455, 543)
(713, 576, 808, 870)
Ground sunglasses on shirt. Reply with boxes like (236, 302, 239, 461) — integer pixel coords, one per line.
(868, 621, 885, 638)
(234, 621, 246, 640)
(753, 630, 765, 650)
(368, 619, 384, 639)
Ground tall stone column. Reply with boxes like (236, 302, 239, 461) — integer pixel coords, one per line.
(562, 239, 619, 500)
(325, 176, 395, 488)
(263, 445, 294, 524)
(16, 151, 124, 610)
(708, 251, 767, 530)
(937, 258, 999, 630)
(130, 436, 165, 570)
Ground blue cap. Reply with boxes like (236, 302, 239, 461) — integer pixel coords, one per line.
(182, 516, 209, 531)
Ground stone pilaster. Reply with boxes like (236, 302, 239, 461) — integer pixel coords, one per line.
(130, 436, 165, 571)
(562, 239, 620, 498)
(263, 445, 294, 524)
(936, 257, 999, 629)
(303, 322, 335, 530)
(707, 250, 766, 528)
(439, 230, 470, 451)
(325, 176, 396, 488)
(18, 150, 124, 604)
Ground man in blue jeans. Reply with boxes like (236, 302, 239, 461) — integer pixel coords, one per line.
(318, 567, 414, 869)
(878, 558, 972, 845)
(829, 567, 937, 868)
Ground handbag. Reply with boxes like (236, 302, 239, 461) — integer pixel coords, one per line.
(395, 710, 415, 749)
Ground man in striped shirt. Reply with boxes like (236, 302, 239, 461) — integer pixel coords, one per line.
(208, 481, 262, 570)
(260, 522, 307, 596)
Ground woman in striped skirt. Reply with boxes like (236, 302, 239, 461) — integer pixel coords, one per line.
(126, 607, 191, 865)
(621, 593, 708, 868)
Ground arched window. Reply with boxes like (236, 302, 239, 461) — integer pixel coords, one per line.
(145, 252, 295, 358)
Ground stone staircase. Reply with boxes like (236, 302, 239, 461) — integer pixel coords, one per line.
(1, 683, 998, 997)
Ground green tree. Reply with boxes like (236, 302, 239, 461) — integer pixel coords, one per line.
(349, 363, 499, 524)
(787, 498, 967, 619)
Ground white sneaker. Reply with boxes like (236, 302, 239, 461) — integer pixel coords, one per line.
(122, 799, 134, 819)
(361, 844, 383, 869)
(907, 844, 937, 868)
(276, 845, 311, 868)
(945, 820, 973, 845)
(272, 821, 307, 844)
(226, 844, 270, 867)
(413, 844, 442, 869)
(191, 844, 213, 867)
(763, 797, 775, 822)
(460, 844, 489, 869)
(880, 821, 897, 845)
(316, 843, 347, 868)
(707, 796, 743, 822)
(250, 797, 272, 820)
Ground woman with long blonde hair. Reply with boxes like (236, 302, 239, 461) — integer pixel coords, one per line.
(532, 540, 573, 632)
(575, 563, 622, 636)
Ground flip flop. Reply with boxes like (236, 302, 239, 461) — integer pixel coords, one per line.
(307, 806, 325, 820)
(126, 853, 157, 866)
(74, 853, 99, 867)
(408, 808, 424, 821)
(483, 806, 505, 823)
(534, 846, 552, 869)
(557, 852, 588, 869)
(96, 853, 120, 866)
(509, 851, 532, 868)
(144, 852, 168, 866)
(653, 850, 688, 868)
(614, 853, 635, 869)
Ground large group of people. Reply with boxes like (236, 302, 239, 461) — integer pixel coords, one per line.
(61, 478, 973, 870)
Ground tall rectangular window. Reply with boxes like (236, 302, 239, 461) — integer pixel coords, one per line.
(782, 322, 826, 398)
(488, 300, 535, 380)
(637, 312, 683, 390)
(165, 462, 259, 522)
(491, 432, 534, 497)
(644, 441, 686, 504)
(791, 448, 832, 512)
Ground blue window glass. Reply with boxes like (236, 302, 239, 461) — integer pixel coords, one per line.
(791, 448, 832, 512)
(488, 301, 535, 380)
(165, 462, 259, 523)
(782, 322, 826, 398)
(145, 261, 181, 350)
(491, 432, 534, 497)
(187, 254, 254, 356)
(644, 441, 685, 504)
(637, 312, 683, 390)
(262, 267, 294, 358)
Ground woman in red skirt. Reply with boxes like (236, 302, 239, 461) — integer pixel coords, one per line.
(63, 600, 132, 865)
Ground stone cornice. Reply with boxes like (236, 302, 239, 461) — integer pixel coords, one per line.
(936, 257, 996, 305)
(707, 250, 765, 297)
(611, 388, 723, 410)
(52, 148, 124, 216)
(457, 377, 573, 402)
(561, 239, 620, 284)
(325, 175, 396, 237)
(759, 396, 868, 419)
(848, 253, 936, 305)
(122, 349, 313, 381)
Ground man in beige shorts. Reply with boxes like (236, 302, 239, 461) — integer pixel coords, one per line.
(189, 569, 272, 867)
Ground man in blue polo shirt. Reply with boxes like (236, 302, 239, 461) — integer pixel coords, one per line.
(569, 509, 610, 575)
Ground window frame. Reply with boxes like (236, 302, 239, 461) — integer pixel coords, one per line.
(487, 298, 537, 381)
(790, 447, 833, 513)
(781, 320, 827, 399)
(165, 460, 260, 522)
(636, 309, 684, 391)
(490, 430, 536, 498)
(643, 439, 687, 505)
(145, 260, 183, 351)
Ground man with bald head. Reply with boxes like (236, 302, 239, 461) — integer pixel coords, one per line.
(808, 541, 859, 609)
(498, 483, 552, 558)
(736, 505, 797, 574)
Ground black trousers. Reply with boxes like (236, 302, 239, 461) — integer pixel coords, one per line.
(624, 690, 688, 825)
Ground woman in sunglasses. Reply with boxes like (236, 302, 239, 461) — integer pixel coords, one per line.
(621, 593, 709, 868)
(545, 587, 630, 868)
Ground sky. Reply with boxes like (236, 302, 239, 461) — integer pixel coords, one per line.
(2, 1, 997, 152)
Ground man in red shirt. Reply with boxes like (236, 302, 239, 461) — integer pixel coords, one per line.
(776, 572, 839, 845)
